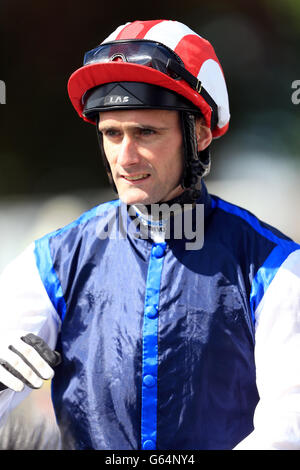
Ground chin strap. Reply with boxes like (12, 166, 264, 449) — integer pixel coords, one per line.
(180, 111, 211, 202)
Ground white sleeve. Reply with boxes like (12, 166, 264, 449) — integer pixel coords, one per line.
(235, 249, 300, 450)
(0, 243, 61, 425)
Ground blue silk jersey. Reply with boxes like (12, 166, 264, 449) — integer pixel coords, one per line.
(33, 183, 299, 450)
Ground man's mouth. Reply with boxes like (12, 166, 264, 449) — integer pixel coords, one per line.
(122, 174, 150, 182)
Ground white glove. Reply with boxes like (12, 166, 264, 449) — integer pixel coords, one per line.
(0, 333, 61, 392)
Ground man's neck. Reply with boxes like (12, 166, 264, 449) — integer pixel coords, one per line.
(129, 187, 201, 243)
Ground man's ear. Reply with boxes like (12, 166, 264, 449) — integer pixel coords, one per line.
(195, 117, 212, 152)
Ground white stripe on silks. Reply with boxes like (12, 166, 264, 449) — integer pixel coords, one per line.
(234, 247, 300, 449)
(254, 248, 300, 330)
(102, 22, 131, 44)
(144, 20, 202, 51)
(197, 59, 230, 128)
(0, 242, 61, 348)
(0, 242, 61, 423)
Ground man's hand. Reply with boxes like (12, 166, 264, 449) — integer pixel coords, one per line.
(0, 333, 61, 392)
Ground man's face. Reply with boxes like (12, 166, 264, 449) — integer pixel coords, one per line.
(98, 109, 184, 205)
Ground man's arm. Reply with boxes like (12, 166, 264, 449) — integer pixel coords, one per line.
(235, 249, 300, 450)
(0, 243, 61, 423)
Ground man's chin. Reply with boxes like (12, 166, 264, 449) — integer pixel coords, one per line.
(118, 190, 158, 206)
(120, 196, 157, 205)
(118, 186, 185, 206)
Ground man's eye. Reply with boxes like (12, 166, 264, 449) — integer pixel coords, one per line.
(103, 129, 120, 137)
(140, 128, 155, 136)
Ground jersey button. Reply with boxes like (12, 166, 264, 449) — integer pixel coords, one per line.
(152, 243, 166, 258)
(143, 439, 155, 450)
(145, 305, 158, 319)
(143, 374, 156, 388)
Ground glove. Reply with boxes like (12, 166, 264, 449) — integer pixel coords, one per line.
(0, 333, 61, 392)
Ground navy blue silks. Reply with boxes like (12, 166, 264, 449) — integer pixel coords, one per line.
(34, 183, 299, 450)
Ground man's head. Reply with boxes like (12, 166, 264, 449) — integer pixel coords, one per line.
(67, 20, 230, 202)
(98, 109, 211, 205)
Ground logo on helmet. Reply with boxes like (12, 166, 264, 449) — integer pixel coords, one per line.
(104, 95, 129, 106)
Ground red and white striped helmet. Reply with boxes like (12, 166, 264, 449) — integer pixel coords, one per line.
(68, 19, 230, 138)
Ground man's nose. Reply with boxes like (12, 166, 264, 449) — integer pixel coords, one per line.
(117, 134, 140, 167)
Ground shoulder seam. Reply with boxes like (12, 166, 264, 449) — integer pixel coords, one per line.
(211, 195, 298, 248)
(37, 199, 120, 242)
